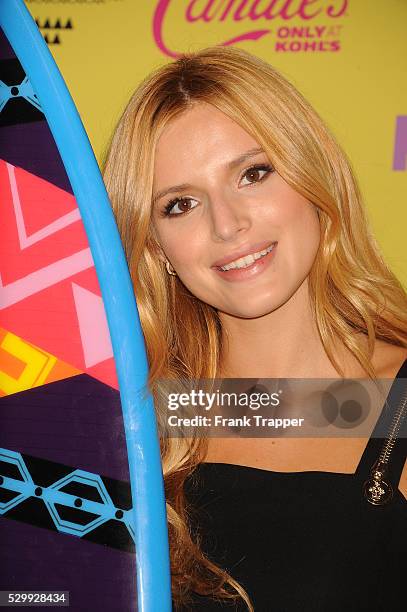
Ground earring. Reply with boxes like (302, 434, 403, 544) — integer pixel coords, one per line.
(165, 260, 177, 276)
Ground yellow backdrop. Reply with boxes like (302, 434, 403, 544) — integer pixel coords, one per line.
(25, 0, 407, 285)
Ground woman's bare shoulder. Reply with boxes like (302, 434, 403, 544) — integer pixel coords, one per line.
(372, 340, 407, 378)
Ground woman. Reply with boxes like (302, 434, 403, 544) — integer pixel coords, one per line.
(103, 47, 407, 611)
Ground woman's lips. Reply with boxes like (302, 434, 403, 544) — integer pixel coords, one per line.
(211, 240, 275, 268)
(212, 242, 277, 282)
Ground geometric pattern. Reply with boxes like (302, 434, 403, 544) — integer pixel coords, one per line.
(0, 159, 118, 390)
(0, 75, 42, 113)
(0, 29, 119, 394)
(0, 57, 44, 129)
(0, 448, 135, 552)
(0, 327, 80, 397)
(72, 283, 113, 368)
(0, 29, 137, 603)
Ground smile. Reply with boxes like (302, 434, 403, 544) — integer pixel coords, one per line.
(219, 243, 276, 271)
(213, 241, 278, 283)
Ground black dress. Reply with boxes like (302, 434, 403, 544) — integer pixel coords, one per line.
(182, 360, 407, 611)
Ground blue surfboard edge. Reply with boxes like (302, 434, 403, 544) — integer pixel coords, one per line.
(0, 2, 172, 610)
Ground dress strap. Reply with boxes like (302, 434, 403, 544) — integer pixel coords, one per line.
(355, 359, 407, 489)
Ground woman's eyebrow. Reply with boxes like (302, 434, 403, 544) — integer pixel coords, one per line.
(227, 147, 265, 170)
(152, 148, 265, 205)
(153, 183, 192, 206)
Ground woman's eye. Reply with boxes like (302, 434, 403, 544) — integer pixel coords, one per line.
(163, 196, 199, 217)
(240, 165, 273, 187)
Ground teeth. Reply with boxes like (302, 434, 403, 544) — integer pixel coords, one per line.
(220, 244, 275, 271)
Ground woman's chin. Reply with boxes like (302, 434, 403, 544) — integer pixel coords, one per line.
(218, 298, 286, 320)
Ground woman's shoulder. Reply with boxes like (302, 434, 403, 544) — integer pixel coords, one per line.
(371, 340, 407, 378)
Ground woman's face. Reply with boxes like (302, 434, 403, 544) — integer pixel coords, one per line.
(152, 102, 320, 319)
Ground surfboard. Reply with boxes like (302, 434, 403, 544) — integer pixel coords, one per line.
(0, 1, 171, 610)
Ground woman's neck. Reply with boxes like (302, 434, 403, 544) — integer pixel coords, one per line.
(218, 280, 359, 378)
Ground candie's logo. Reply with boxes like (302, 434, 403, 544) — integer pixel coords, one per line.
(153, 0, 349, 57)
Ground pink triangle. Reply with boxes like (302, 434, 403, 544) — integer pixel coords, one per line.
(72, 283, 113, 367)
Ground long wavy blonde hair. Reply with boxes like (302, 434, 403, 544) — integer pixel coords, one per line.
(103, 46, 407, 610)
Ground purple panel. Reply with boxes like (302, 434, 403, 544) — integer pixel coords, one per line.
(1, 121, 73, 193)
(393, 115, 407, 171)
(0, 519, 137, 611)
(0, 26, 14, 60)
(0, 26, 73, 193)
(0, 375, 129, 483)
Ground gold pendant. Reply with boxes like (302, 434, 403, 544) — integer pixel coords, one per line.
(364, 460, 393, 506)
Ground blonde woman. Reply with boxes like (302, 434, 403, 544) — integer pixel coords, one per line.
(103, 47, 407, 611)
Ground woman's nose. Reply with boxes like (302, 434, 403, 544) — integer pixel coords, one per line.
(208, 192, 251, 242)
